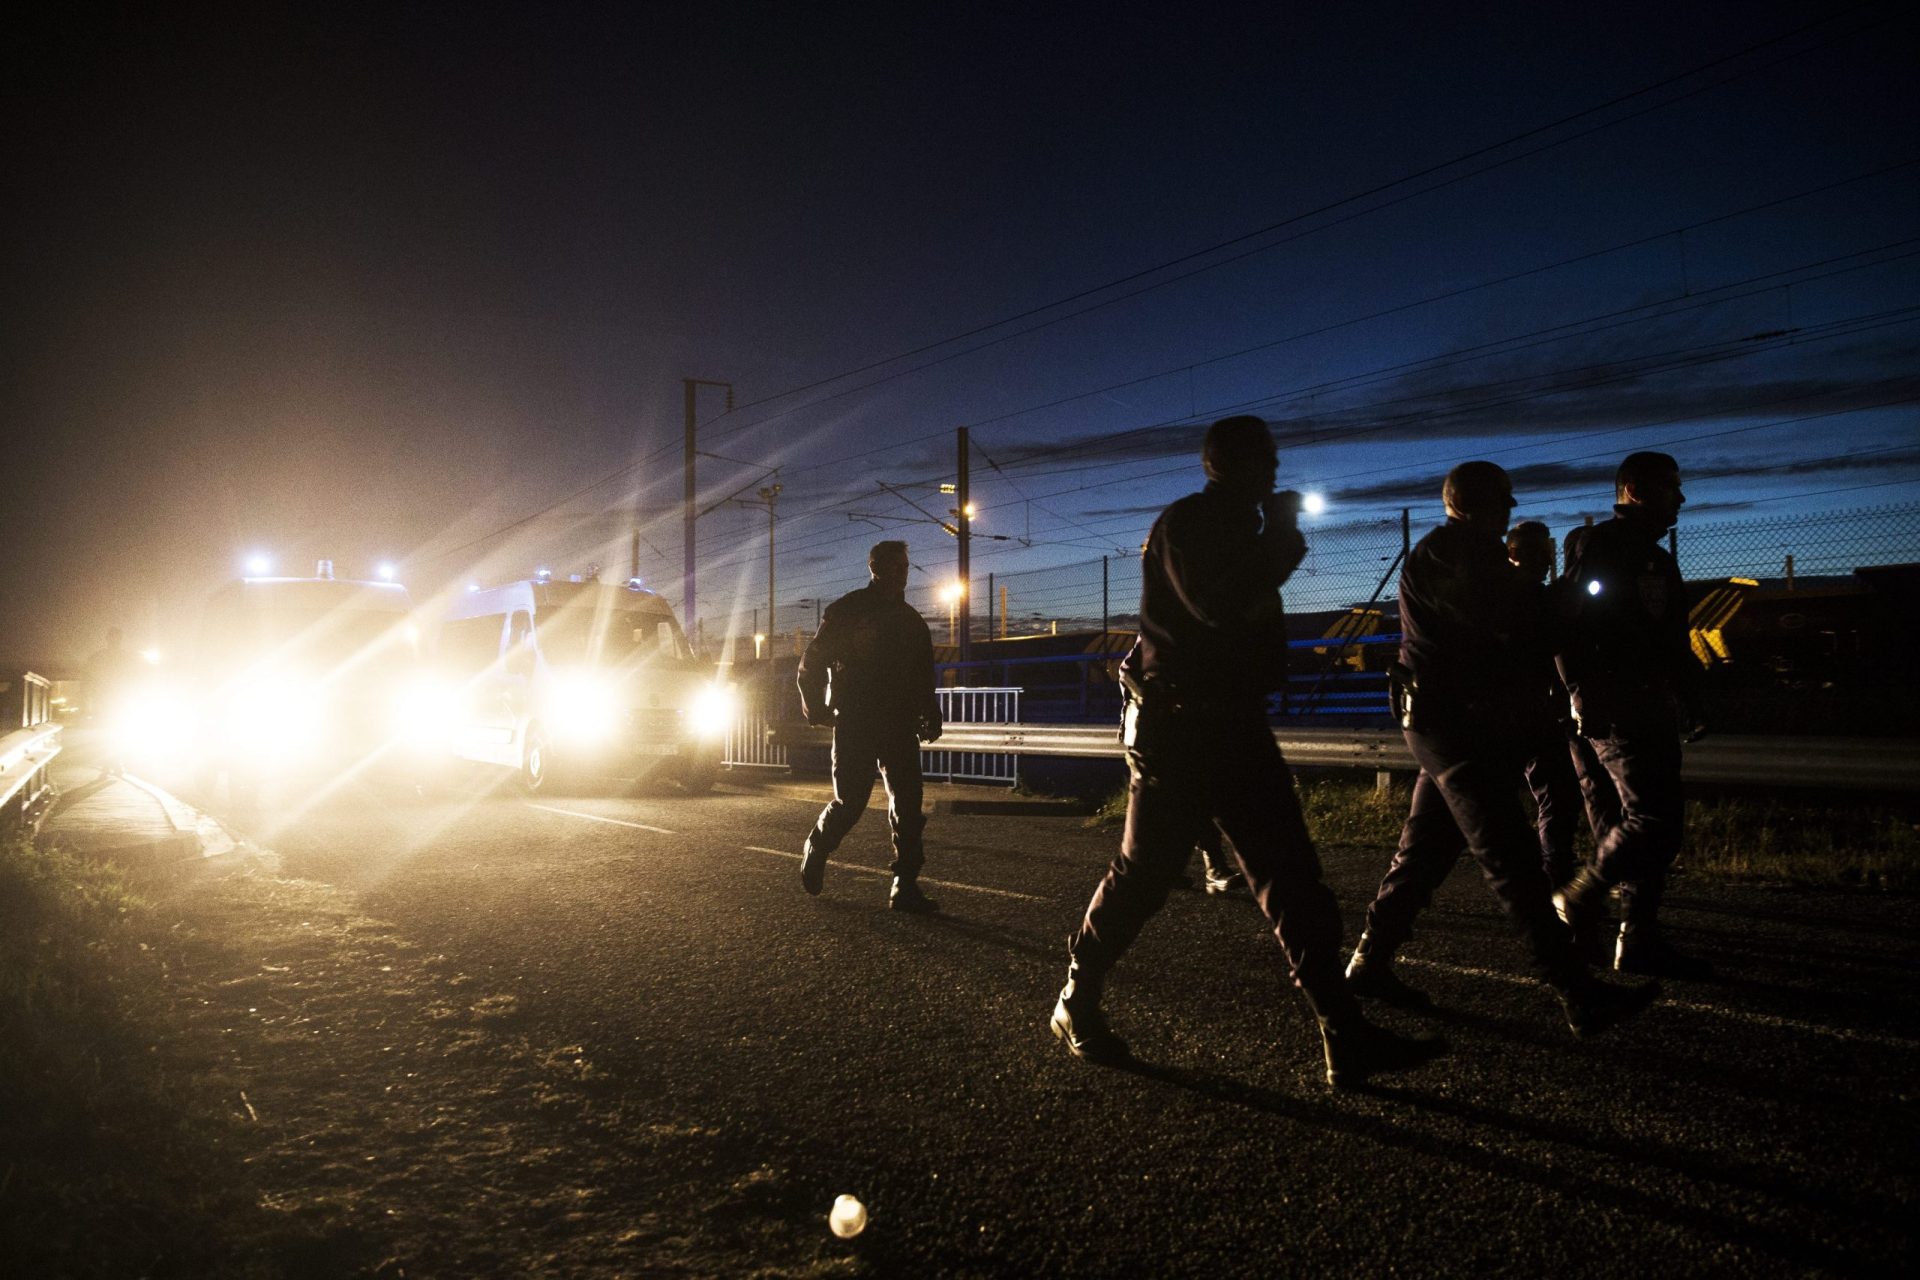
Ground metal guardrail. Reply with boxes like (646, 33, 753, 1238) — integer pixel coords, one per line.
(0, 723, 62, 831)
(931, 722, 1920, 791)
(2, 671, 63, 833)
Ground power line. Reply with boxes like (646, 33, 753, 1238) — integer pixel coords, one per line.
(702, 3, 1891, 425)
(428, 154, 1916, 570)
(692, 306, 1920, 583)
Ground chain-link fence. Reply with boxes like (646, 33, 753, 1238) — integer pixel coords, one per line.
(714, 502, 1920, 657)
(1670, 503, 1920, 585)
(959, 502, 1920, 636)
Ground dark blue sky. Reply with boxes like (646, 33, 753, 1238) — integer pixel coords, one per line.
(4, 1, 1915, 656)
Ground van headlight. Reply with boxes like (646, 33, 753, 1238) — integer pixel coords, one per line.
(550, 674, 619, 742)
(688, 684, 736, 738)
(110, 687, 198, 758)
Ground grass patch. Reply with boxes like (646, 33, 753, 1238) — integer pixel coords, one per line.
(1084, 774, 1405, 843)
(1686, 797, 1920, 892)
(0, 839, 300, 1279)
(1082, 776, 1920, 892)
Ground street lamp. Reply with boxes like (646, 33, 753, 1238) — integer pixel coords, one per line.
(939, 579, 966, 645)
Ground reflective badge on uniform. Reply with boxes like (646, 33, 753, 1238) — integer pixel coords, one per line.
(1637, 572, 1668, 618)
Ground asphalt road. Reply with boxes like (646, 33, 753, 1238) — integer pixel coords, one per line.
(222, 770, 1918, 1277)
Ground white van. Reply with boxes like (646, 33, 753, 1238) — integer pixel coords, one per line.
(181, 571, 434, 791)
(436, 576, 733, 792)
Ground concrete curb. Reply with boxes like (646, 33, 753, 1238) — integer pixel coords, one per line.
(118, 772, 275, 872)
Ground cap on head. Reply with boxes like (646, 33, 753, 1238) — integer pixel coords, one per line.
(1443, 461, 1514, 519)
(1201, 415, 1277, 485)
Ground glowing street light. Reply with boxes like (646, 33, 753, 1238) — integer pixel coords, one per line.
(1301, 492, 1328, 516)
(245, 552, 272, 576)
(939, 580, 966, 645)
(376, 561, 397, 581)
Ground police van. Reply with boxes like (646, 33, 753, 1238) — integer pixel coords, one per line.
(178, 562, 439, 794)
(436, 575, 734, 793)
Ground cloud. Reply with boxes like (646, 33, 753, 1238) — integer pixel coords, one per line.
(1078, 502, 1172, 518)
(1330, 445, 1920, 508)
(974, 332, 1919, 466)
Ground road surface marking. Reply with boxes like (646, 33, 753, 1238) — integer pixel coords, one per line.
(1399, 957, 1916, 1050)
(741, 846, 1050, 903)
(528, 804, 676, 835)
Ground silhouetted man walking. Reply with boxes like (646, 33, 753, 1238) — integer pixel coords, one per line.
(1556, 452, 1712, 978)
(1509, 520, 1585, 885)
(796, 540, 944, 914)
(1345, 463, 1657, 1038)
(1048, 415, 1444, 1089)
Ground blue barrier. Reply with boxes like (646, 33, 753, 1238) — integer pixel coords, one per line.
(935, 633, 1403, 723)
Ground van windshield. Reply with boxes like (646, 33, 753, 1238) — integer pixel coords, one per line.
(538, 606, 686, 667)
(201, 605, 415, 675)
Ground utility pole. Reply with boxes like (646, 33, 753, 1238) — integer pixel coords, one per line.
(682, 377, 733, 635)
(956, 426, 971, 663)
(759, 482, 781, 652)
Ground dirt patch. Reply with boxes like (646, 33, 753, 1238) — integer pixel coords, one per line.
(146, 866, 864, 1278)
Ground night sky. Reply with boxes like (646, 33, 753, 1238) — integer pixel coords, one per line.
(5, 1, 1916, 661)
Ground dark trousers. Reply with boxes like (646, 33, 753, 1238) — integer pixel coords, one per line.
(1525, 721, 1584, 884)
(806, 717, 927, 881)
(1070, 707, 1354, 1020)
(1363, 728, 1583, 990)
(1568, 714, 1684, 925)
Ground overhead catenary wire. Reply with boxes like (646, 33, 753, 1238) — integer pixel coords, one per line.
(693, 297, 1920, 578)
(427, 154, 1916, 574)
(428, 6, 1903, 570)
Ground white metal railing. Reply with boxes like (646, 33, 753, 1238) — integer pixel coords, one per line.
(724, 683, 788, 771)
(1, 671, 61, 832)
(923, 687, 1020, 786)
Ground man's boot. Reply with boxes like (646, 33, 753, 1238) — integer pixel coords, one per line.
(799, 835, 827, 896)
(1344, 931, 1433, 1009)
(1050, 957, 1128, 1065)
(1318, 1012, 1448, 1090)
(1199, 844, 1244, 896)
(889, 877, 940, 915)
(1556, 972, 1662, 1039)
(1553, 867, 1613, 967)
(1614, 923, 1713, 980)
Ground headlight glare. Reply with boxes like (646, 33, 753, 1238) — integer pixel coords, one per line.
(688, 684, 736, 738)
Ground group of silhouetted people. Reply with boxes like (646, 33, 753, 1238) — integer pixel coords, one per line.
(794, 416, 1707, 1089)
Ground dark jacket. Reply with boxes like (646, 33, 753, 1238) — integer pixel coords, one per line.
(1399, 518, 1543, 724)
(1123, 482, 1306, 703)
(1557, 507, 1701, 715)
(796, 583, 940, 728)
